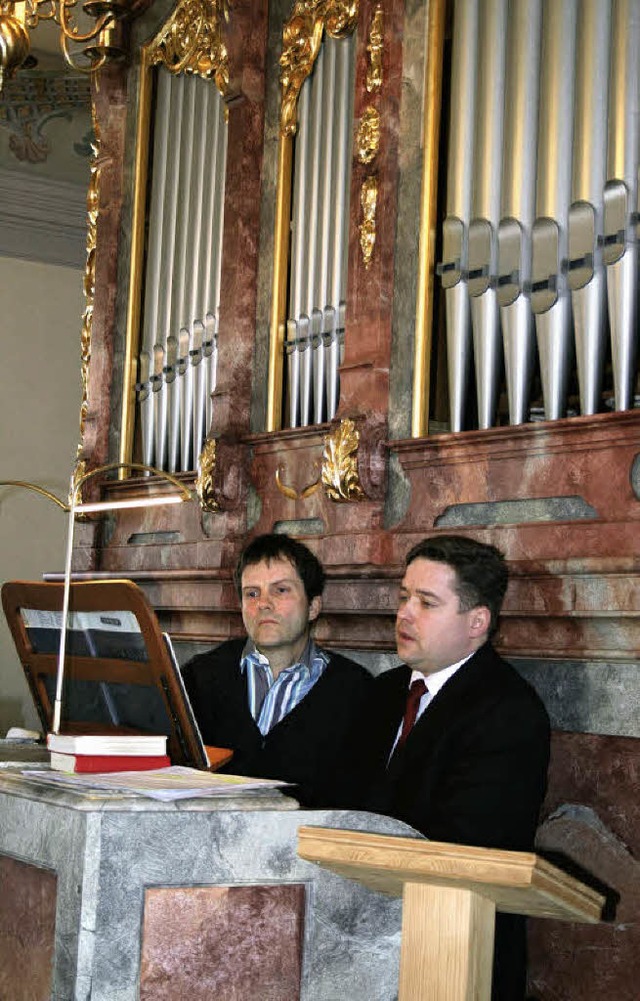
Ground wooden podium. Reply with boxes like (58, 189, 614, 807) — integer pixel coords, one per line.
(298, 827, 605, 1001)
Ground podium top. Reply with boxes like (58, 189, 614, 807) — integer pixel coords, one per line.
(298, 826, 605, 923)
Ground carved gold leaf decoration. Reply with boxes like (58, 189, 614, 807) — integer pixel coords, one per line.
(359, 175, 378, 269)
(357, 105, 380, 164)
(196, 437, 220, 511)
(280, 0, 358, 137)
(366, 3, 383, 92)
(148, 0, 230, 93)
(275, 465, 321, 500)
(322, 418, 365, 502)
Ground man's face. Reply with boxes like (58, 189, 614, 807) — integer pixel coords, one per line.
(240, 557, 321, 664)
(395, 558, 489, 675)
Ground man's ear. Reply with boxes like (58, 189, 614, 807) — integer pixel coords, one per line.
(469, 605, 491, 638)
(308, 595, 322, 623)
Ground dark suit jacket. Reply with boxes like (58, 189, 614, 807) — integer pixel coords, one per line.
(362, 643, 551, 1001)
(181, 638, 373, 808)
(363, 642, 550, 851)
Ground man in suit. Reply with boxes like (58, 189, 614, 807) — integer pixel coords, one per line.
(182, 533, 372, 807)
(364, 534, 550, 1000)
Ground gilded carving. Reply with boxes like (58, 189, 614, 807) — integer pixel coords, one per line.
(357, 105, 380, 164)
(365, 3, 383, 92)
(359, 175, 378, 269)
(279, 0, 358, 137)
(321, 418, 365, 502)
(195, 436, 220, 511)
(275, 465, 321, 500)
(148, 0, 230, 93)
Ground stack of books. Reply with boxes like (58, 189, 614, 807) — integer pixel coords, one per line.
(46, 733, 170, 773)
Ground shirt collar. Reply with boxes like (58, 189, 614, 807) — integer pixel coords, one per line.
(409, 650, 475, 699)
(241, 638, 326, 677)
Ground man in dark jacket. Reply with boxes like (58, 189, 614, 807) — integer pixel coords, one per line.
(363, 535, 551, 1001)
(182, 533, 372, 807)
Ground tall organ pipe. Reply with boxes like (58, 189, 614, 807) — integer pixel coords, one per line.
(605, 0, 640, 411)
(155, 74, 185, 471)
(442, 0, 479, 432)
(532, 0, 578, 420)
(569, 0, 612, 415)
(140, 68, 171, 466)
(498, 0, 542, 425)
(468, 0, 508, 429)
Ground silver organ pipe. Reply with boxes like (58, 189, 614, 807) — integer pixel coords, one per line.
(532, 0, 578, 421)
(605, 0, 640, 411)
(468, 0, 508, 430)
(569, 0, 612, 417)
(136, 68, 227, 472)
(437, 0, 639, 431)
(498, 0, 542, 425)
(441, 0, 479, 432)
(286, 32, 356, 428)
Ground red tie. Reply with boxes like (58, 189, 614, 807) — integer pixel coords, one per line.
(396, 678, 427, 751)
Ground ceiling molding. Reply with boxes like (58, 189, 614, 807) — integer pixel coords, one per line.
(0, 167, 86, 269)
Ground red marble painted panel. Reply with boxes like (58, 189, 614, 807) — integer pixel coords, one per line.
(528, 732, 640, 1000)
(140, 883, 305, 1000)
(0, 855, 56, 1001)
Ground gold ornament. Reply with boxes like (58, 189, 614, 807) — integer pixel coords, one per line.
(279, 0, 358, 137)
(148, 0, 230, 93)
(195, 437, 220, 511)
(357, 105, 380, 164)
(365, 3, 383, 93)
(359, 175, 378, 269)
(322, 418, 365, 502)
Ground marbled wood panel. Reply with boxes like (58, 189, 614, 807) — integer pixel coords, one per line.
(140, 883, 304, 1000)
(390, 410, 640, 562)
(0, 855, 56, 1001)
(339, 0, 405, 420)
(528, 732, 640, 1000)
(81, 66, 129, 474)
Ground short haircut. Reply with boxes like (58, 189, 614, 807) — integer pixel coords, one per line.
(405, 534, 508, 635)
(234, 533, 325, 602)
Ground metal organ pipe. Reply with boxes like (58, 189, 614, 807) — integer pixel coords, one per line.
(498, 0, 542, 425)
(285, 33, 355, 429)
(135, 68, 227, 473)
(569, 0, 612, 416)
(605, 0, 640, 411)
(441, 0, 479, 432)
(468, 0, 508, 430)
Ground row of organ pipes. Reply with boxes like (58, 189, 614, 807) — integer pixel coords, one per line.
(136, 68, 227, 473)
(440, 0, 640, 430)
(285, 32, 355, 428)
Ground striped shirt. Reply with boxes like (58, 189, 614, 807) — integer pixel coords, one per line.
(240, 639, 329, 735)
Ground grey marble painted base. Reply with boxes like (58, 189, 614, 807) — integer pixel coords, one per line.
(0, 771, 418, 1001)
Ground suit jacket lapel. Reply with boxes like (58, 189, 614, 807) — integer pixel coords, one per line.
(387, 644, 498, 775)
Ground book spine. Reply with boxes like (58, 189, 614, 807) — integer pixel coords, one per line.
(52, 754, 171, 773)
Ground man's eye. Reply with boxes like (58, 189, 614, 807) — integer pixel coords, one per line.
(244, 590, 259, 600)
(275, 586, 290, 595)
(398, 593, 408, 604)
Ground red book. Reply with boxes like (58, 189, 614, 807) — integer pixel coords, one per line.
(49, 751, 171, 774)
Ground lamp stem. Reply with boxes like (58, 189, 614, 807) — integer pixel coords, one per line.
(53, 481, 78, 734)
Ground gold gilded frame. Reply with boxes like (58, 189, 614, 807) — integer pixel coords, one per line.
(266, 0, 359, 432)
(120, 0, 230, 471)
(411, 0, 446, 437)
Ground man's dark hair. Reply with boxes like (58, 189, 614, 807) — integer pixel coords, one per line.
(234, 533, 325, 602)
(405, 534, 508, 635)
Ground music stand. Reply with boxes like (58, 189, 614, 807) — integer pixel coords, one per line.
(1, 578, 230, 771)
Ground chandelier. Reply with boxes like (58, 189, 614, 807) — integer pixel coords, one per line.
(0, 0, 140, 88)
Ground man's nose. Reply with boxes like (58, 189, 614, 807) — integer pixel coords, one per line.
(258, 592, 274, 609)
(397, 600, 413, 622)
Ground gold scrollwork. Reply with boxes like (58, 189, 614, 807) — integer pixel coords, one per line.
(148, 0, 230, 93)
(321, 418, 365, 502)
(357, 105, 380, 164)
(279, 0, 358, 137)
(275, 465, 321, 500)
(366, 2, 383, 92)
(73, 97, 99, 501)
(359, 175, 378, 269)
(196, 437, 220, 512)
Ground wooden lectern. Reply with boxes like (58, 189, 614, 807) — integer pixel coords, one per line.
(298, 827, 605, 1001)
